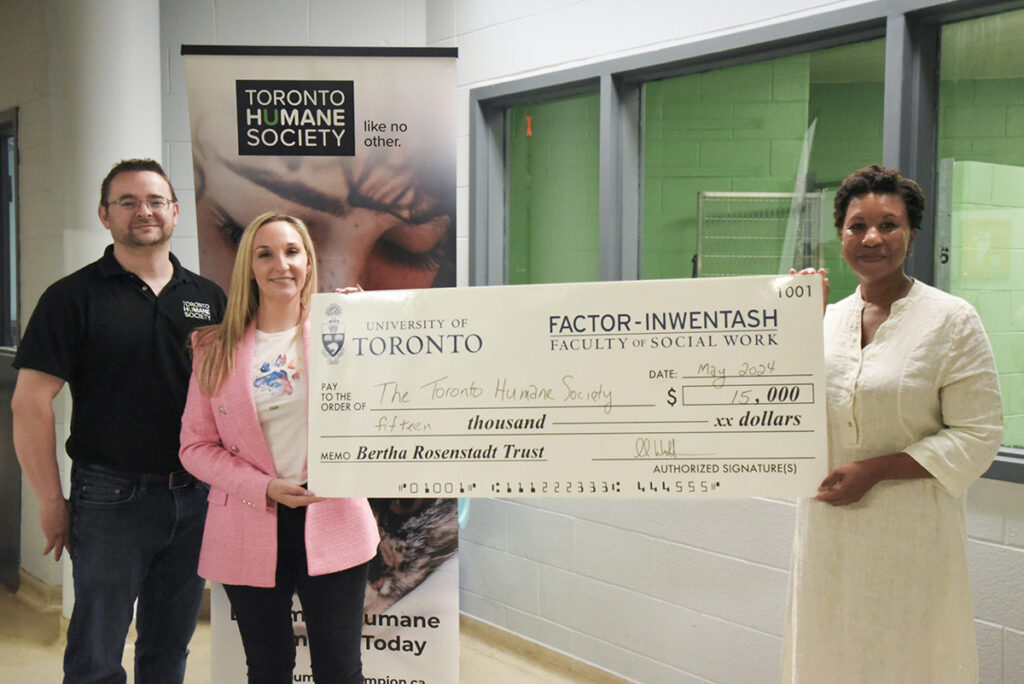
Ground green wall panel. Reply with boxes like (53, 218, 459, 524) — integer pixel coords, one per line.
(507, 92, 600, 284)
(642, 41, 884, 301)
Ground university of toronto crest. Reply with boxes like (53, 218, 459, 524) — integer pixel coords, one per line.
(321, 302, 345, 364)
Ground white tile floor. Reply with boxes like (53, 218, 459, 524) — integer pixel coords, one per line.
(1, 589, 627, 683)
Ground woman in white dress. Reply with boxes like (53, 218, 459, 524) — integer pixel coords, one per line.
(783, 165, 1003, 683)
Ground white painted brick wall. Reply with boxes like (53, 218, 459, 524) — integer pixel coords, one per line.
(461, 485, 1024, 682)
(968, 478, 1024, 680)
(460, 499, 794, 681)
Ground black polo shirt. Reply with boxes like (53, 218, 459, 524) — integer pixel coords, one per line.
(14, 245, 226, 473)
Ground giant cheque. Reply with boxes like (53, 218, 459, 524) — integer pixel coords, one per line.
(308, 274, 828, 498)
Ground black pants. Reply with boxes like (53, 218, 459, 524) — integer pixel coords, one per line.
(223, 505, 367, 684)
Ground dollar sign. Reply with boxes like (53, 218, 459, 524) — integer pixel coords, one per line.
(666, 387, 677, 407)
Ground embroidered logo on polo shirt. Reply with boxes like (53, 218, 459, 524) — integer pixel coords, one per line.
(182, 301, 212, 320)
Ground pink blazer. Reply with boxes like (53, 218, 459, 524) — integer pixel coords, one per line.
(179, 320, 380, 587)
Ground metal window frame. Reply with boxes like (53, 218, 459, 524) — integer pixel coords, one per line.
(0, 108, 18, 350)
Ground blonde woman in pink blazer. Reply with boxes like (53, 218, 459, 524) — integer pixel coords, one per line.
(180, 212, 379, 684)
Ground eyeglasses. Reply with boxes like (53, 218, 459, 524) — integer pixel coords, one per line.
(106, 197, 175, 212)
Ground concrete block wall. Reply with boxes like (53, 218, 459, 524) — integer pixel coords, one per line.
(967, 478, 1024, 682)
(459, 497, 796, 682)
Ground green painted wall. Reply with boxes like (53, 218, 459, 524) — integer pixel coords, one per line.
(507, 92, 600, 284)
(938, 77, 1024, 163)
(937, 8, 1024, 449)
(641, 50, 885, 305)
(807, 82, 885, 187)
(643, 55, 812, 280)
(808, 82, 885, 303)
(945, 161, 1024, 448)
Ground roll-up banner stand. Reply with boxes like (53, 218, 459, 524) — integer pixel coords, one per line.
(182, 45, 459, 684)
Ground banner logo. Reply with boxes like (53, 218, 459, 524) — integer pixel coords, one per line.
(236, 79, 355, 156)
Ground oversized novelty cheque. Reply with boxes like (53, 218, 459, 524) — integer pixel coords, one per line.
(309, 275, 828, 499)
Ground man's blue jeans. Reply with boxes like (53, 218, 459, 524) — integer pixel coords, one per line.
(64, 462, 208, 684)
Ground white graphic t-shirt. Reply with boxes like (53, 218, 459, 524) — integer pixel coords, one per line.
(251, 326, 307, 484)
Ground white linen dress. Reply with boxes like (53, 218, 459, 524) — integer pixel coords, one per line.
(782, 281, 1003, 684)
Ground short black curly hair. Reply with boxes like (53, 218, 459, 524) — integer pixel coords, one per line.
(833, 164, 925, 231)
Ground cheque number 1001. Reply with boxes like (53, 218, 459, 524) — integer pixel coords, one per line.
(779, 284, 811, 298)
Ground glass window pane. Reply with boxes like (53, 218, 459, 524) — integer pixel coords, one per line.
(641, 39, 885, 305)
(506, 92, 600, 284)
(937, 8, 1024, 448)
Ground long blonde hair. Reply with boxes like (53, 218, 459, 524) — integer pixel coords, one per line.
(194, 212, 319, 395)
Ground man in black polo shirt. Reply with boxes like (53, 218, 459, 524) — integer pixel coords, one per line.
(11, 159, 226, 683)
